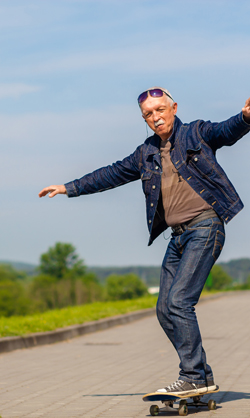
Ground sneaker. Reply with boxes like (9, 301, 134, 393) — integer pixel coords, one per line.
(157, 379, 208, 396)
(206, 378, 217, 392)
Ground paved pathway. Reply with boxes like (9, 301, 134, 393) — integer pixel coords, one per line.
(0, 291, 249, 418)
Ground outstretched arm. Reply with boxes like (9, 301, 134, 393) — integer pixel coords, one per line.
(39, 185, 67, 198)
(242, 97, 250, 123)
(199, 97, 250, 151)
(38, 145, 142, 199)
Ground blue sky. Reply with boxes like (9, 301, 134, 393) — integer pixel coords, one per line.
(1, 0, 250, 266)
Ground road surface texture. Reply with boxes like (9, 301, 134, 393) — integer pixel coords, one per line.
(0, 291, 249, 417)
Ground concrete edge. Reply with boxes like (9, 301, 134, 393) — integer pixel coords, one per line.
(0, 292, 228, 354)
(0, 308, 155, 354)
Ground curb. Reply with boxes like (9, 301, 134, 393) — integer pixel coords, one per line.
(0, 292, 227, 354)
(0, 308, 155, 354)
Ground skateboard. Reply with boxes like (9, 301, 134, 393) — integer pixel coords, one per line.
(143, 385, 219, 416)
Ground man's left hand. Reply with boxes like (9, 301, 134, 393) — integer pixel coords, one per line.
(242, 98, 250, 123)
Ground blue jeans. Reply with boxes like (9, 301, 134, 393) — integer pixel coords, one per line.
(157, 217, 225, 384)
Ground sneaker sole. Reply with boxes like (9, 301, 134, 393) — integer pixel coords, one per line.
(156, 385, 219, 398)
(157, 388, 207, 397)
(207, 384, 217, 392)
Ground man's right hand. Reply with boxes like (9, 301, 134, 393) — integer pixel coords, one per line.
(242, 97, 250, 124)
(38, 185, 67, 198)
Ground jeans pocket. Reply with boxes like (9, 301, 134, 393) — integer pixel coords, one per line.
(212, 230, 225, 261)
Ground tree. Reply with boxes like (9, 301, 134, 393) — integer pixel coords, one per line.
(0, 264, 31, 317)
(204, 272, 213, 290)
(28, 274, 58, 311)
(0, 280, 31, 316)
(246, 275, 250, 288)
(28, 272, 104, 311)
(38, 242, 86, 279)
(238, 274, 250, 290)
(0, 264, 28, 282)
(209, 265, 233, 290)
(106, 273, 148, 300)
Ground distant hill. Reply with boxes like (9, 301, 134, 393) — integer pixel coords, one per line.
(88, 266, 161, 286)
(0, 260, 37, 276)
(218, 258, 250, 284)
(89, 258, 250, 286)
(1, 258, 250, 286)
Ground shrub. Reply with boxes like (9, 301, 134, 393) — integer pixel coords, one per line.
(106, 273, 148, 301)
(205, 265, 233, 290)
(0, 280, 31, 317)
(28, 273, 104, 312)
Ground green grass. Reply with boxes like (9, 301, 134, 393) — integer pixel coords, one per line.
(0, 289, 227, 338)
(0, 296, 158, 337)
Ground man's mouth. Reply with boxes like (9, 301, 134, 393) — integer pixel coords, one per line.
(154, 120, 164, 128)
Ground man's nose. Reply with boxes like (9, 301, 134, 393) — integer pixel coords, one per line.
(153, 111, 160, 121)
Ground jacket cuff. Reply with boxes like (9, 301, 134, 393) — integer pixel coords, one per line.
(64, 181, 78, 197)
(241, 111, 250, 126)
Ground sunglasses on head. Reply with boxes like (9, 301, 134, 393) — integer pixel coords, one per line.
(137, 88, 174, 104)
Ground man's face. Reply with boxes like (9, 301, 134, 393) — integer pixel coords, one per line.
(140, 94, 177, 141)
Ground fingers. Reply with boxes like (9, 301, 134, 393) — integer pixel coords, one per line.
(245, 97, 250, 107)
(242, 98, 250, 124)
(242, 97, 250, 113)
(38, 185, 67, 198)
(38, 187, 51, 197)
(47, 188, 59, 198)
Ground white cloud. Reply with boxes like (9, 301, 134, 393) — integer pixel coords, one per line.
(0, 83, 41, 100)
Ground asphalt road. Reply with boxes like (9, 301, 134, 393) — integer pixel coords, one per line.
(0, 291, 249, 418)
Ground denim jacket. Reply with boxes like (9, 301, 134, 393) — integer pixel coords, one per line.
(65, 112, 250, 245)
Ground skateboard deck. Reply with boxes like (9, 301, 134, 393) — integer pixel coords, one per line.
(143, 385, 219, 416)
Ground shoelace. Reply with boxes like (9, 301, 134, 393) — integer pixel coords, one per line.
(166, 380, 185, 390)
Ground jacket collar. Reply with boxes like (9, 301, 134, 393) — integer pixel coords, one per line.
(144, 116, 183, 157)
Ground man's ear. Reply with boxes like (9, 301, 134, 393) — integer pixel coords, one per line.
(173, 102, 178, 115)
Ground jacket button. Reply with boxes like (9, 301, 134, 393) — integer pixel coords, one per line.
(155, 166, 159, 170)
(194, 157, 198, 162)
(152, 185, 156, 189)
(151, 203, 154, 207)
(149, 220, 152, 224)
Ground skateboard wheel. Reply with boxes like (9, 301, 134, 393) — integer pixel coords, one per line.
(208, 399, 216, 410)
(178, 404, 188, 416)
(179, 400, 187, 406)
(150, 405, 159, 416)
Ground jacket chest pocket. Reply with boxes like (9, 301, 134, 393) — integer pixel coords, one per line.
(141, 170, 153, 195)
(187, 150, 215, 178)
